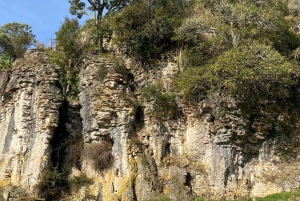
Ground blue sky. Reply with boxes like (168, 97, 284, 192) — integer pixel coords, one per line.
(0, 1, 88, 46)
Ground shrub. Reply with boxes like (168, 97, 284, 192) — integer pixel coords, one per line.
(111, 0, 191, 61)
(84, 143, 114, 171)
(37, 168, 70, 201)
(142, 85, 177, 121)
(67, 139, 84, 170)
(0, 54, 13, 70)
(175, 0, 300, 58)
(69, 173, 93, 191)
(174, 41, 300, 108)
(55, 17, 81, 59)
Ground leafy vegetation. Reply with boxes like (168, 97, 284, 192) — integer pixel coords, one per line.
(142, 85, 177, 121)
(177, 0, 300, 65)
(37, 168, 70, 201)
(0, 22, 35, 58)
(69, 0, 131, 50)
(50, 17, 83, 98)
(175, 41, 299, 106)
(111, 0, 191, 61)
(37, 169, 94, 201)
(0, 54, 13, 70)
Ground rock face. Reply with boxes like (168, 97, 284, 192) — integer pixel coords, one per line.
(1, 51, 300, 200)
(0, 52, 63, 193)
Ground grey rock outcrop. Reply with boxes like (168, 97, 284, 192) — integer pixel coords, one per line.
(0, 52, 63, 193)
(1, 52, 300, 201)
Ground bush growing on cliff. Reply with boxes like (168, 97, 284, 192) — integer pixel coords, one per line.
(51, 17, 83, 98)
(0, 54, 13, 70)
(111, 0, 191, 61)
(174, 41, 300, 108)
(84, 142, 114, 171)
(55, 17, 82, 59)
(37, 168, 70, 200)
(175, 0, 300, 68)
(142, 85, 178, 121)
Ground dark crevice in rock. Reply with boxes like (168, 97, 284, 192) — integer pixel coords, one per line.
(135, 105, 144, 125)
(184, 172, 192, 186)
(50, 100, 70, 168)
(132, 180, 138, 201)
(165, 143, 171, 155)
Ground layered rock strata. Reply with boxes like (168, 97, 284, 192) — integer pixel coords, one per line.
(0, 52, 63, 193)
(0, 52, 300, 201)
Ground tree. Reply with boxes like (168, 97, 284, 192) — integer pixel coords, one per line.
(176, 0, 300, 63)
(55, 17, 81, 60)
(54, 17, 82, 97)
(111, 0, 190, 60)
(0, 33, 13, 56)
(174, 41, 300, 108)
(69, 0, 131, 23)
(69, 0, 132, 50)
(0, 22, 35, 58)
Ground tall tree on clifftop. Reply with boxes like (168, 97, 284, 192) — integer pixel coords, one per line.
(0, 22, 35, 58)
(69, 0, 131, 23)
(69, 0, 132, 50)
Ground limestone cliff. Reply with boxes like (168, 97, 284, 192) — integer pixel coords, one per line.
(1, 51, 300, 201)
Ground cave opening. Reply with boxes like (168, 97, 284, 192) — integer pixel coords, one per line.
(184, 172, 192, 186)
(165, 143, 171, 155)
(50, 100, 70, 169)
(135, 105, 144, 126)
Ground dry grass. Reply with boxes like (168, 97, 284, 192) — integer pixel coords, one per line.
(84, 143, 114, 171)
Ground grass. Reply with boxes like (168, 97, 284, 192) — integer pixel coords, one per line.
(255, 190, 300, 201)
(215, 189, 300, 201)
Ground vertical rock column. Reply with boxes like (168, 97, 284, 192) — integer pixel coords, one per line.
(79, 56, 136, 201)
(0, 55, 63, 193)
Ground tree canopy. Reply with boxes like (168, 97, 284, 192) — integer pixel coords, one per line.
(69, 0, 131, 22)
(0, 22, 35, 58)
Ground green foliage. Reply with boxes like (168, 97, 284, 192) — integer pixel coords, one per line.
(111, 0, 191, 61)
(69, 0, 130, 21)
(55, 17, 82, 59)
(0, 54, 13, 70)
(0, 22, 35, 58)
(69, 173, 93, 186)
(142, 85, 177, 121)
(51, 17, 83, 98)
(174, 41, 300, 107)
(37, 168, 70, 201)
(69, 0, 131, 50)
(0, 32, 13, 56)
(194, 197, 205, 201)
(215, 189, 300, 201)
(80, 18, 113, 51)
(37, 170, 93, 200)
(255, 189, 300, 201)
(48, 50, 80, 98)
(176, 0, 300, 66)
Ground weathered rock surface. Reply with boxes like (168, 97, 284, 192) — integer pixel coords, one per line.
(0, 52, 63, 194)
(1, 52, 300, 200)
